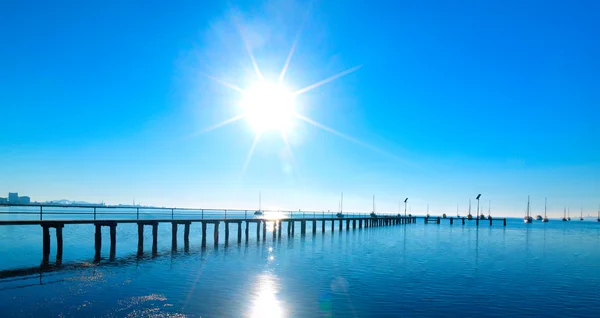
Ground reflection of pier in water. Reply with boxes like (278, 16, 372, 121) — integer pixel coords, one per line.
(0, 203, 417, 270)
(0, 246, 233, 291)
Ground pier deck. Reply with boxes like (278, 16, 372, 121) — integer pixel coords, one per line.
(0, 203, 505, 267)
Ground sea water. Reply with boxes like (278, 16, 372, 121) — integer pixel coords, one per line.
(1, 218, 599, 317)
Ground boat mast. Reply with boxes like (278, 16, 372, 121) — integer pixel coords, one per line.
(341, 193, 344, 213)
(544, 197, 547, 218)
(527, 195, 530, 218)
(488, 200, 491, 215)
(372, 195, 375, 213)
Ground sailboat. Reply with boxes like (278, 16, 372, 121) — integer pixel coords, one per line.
(254, 192, 263, 216)
(336, 193, 344, 218)
(479, 204, 487, 220)
(488, 200, 492, 219)
(467, 199, 473, 220)
(562, 207, 567, 222)
(542, 198, 549, 222)
(457, 204, 460, 218)
(524, 195, 533, 223)
(580, 207, 584, 221)
(567, 208, 571, 221)
(370, 195, 377, 217)
(337, 194, 344, 218)
(426, 204, 430, 218)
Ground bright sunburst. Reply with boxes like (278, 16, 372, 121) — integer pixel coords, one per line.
(195, 6, 384, 175)
(241, 81, 295, 133)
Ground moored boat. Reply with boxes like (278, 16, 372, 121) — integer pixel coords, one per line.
(524, 195, 533, 223)
(542, 198, 549, 222)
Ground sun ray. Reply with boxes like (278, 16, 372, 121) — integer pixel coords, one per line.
(242, 132, 262, 176)
(293, 65, 363, 96)
(294, 113, 415, 166)
(278, 2, 313, 84)
(228, 6, 264, 81)
(278, 37, 299, 85)
(191, 114, 245, 137)
(243, 36, 264, 81)
(204, 73, 245, 93)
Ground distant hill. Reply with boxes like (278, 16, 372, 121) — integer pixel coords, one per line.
(46, 199, 104, 206)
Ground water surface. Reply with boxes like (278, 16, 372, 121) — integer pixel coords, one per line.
(1, 218, 599, 317)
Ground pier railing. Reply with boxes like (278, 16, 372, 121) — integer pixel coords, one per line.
(0, 204, 399, 222)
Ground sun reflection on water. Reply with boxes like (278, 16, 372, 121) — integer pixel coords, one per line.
(250, 274, 284, 318)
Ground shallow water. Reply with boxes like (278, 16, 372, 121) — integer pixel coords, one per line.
(1, 218, 599, 317)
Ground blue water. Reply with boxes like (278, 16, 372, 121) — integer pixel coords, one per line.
(1, 218, 599, 317)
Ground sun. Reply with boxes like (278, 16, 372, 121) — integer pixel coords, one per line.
(241, 81, 295, 133)
(195, 7, 370, 175)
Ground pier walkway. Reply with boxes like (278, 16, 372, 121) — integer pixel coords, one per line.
(0, 203, 416, 265)
(0, 204, 506, 267)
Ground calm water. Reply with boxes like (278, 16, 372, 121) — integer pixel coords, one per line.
(1, 218, 599, 317)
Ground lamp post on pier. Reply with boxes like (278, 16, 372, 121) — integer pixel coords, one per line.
(476, 194, 482, 220)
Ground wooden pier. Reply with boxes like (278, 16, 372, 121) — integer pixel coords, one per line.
(424, 216, 507, 226)
(0, 203, 508, 267)
(0, 202, 418, 266)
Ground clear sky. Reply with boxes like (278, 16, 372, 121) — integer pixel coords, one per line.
(1, 0, 599, 217)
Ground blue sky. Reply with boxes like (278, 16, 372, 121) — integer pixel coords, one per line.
(1, 0, 599, 217)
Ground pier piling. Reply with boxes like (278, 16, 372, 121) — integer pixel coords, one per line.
(245, 221, 249, 243)
(262, 221, 266, 241)
(184, 222, 190, 250)
(42, 225, 50, 265)
(172, 223, 178, 251)
(137, 223, 144, 254)
(56, 225, 64, 262)
(214, 222, 220, 247)
(225, 222, 230, 246)
(109, 224, 116, 259)
(256, 222, 260, 240)
(201, 222, 207, 248)
(152, 222, 158, 255)
(95, 224, 102, 261)
(237, 222, 242, 243)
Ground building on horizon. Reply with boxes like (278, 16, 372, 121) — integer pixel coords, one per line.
(19, 196, 31, 204)
(8, 193, 19, 204)
(5, 192, 32, 205)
